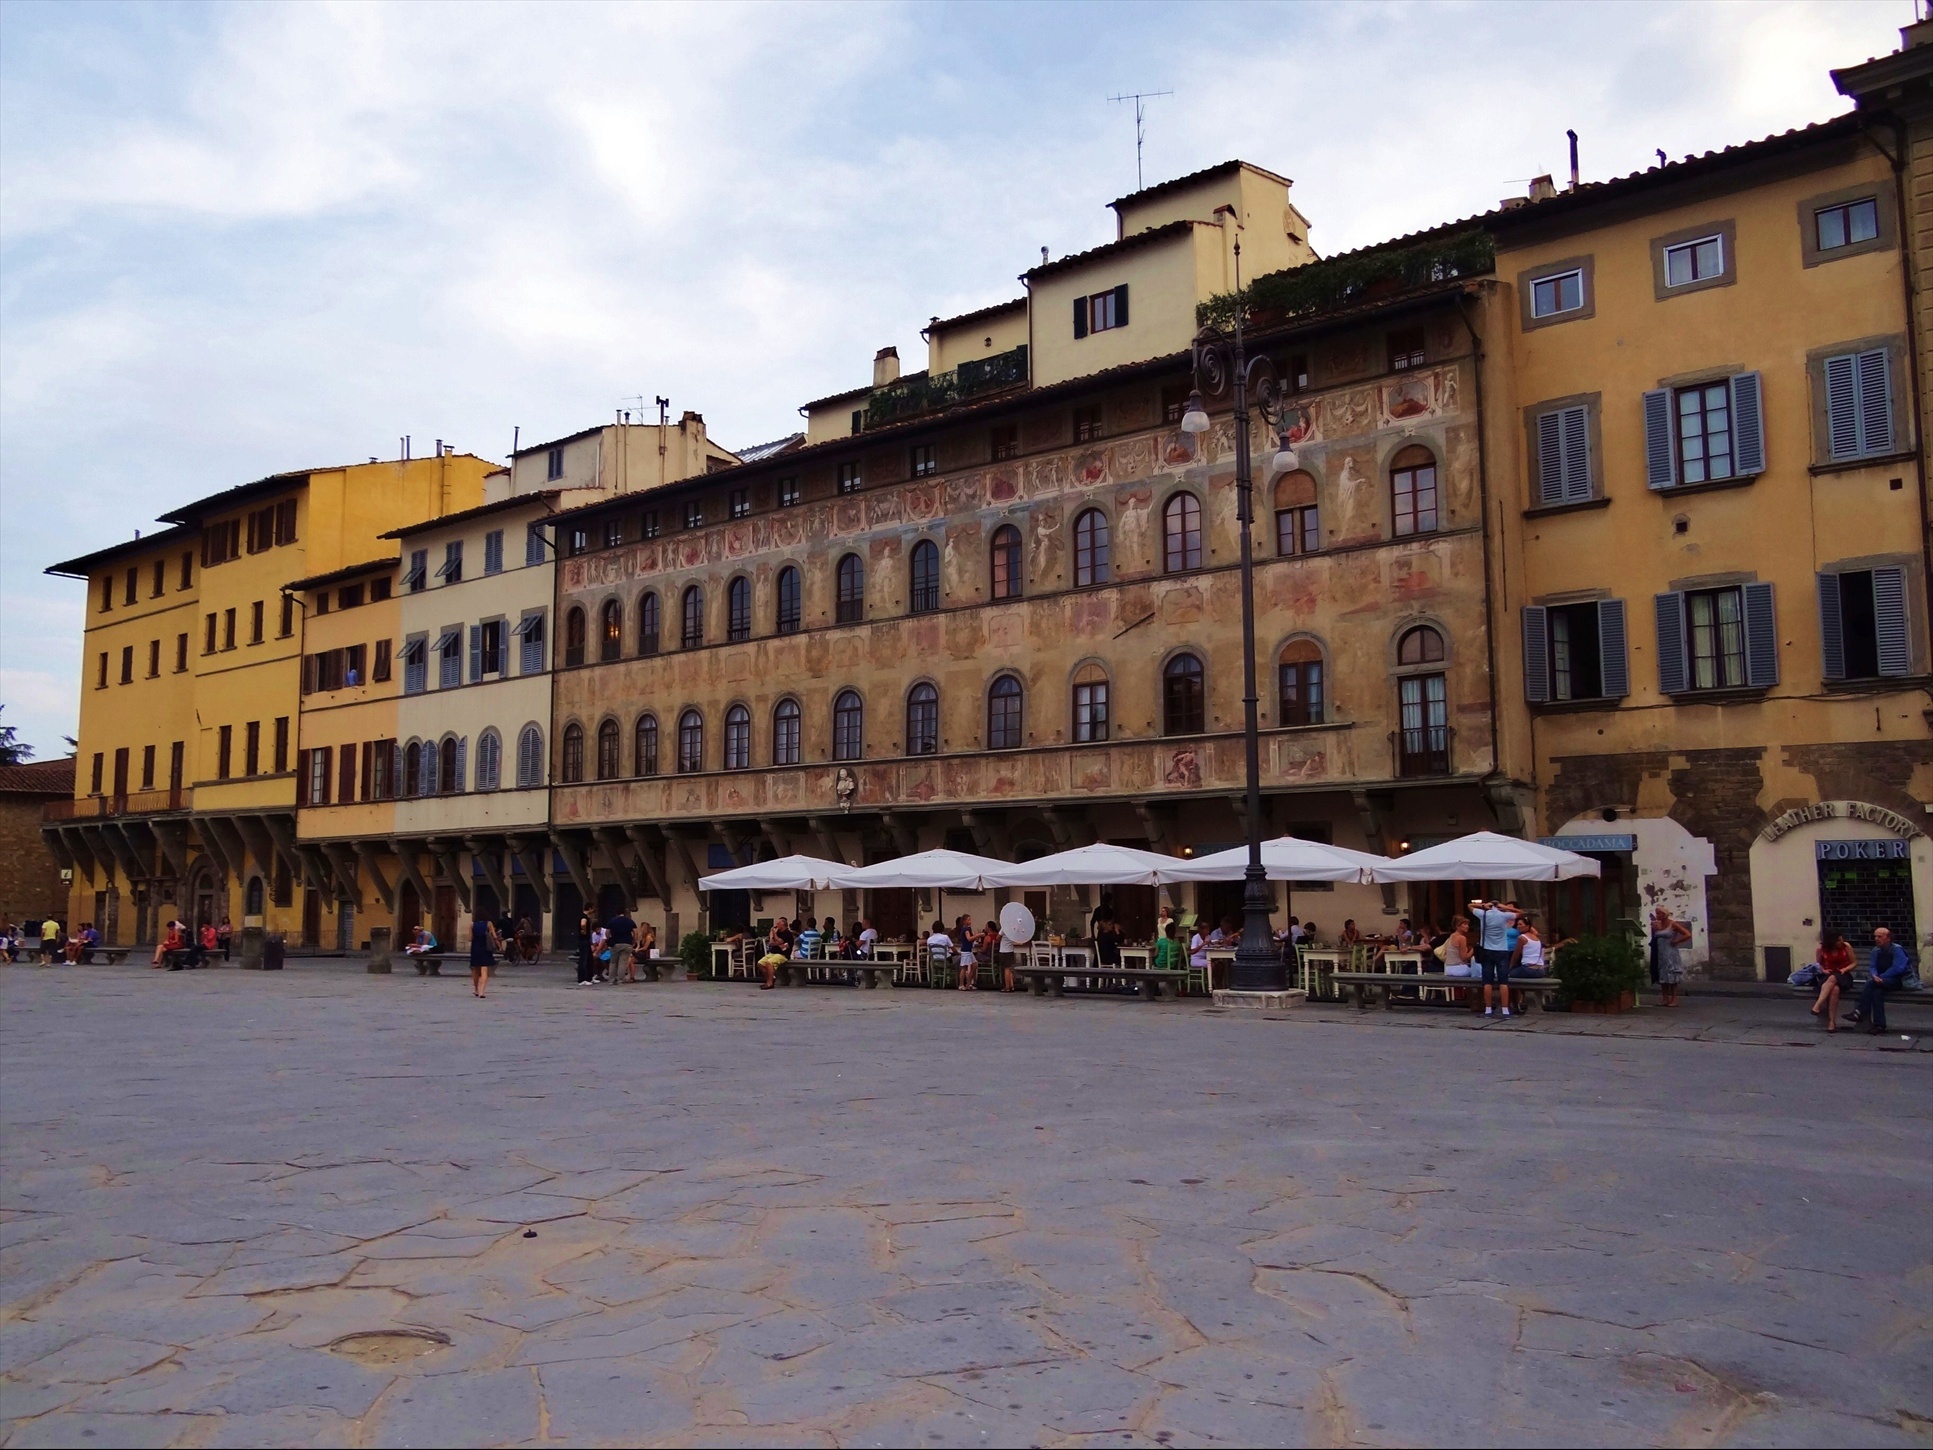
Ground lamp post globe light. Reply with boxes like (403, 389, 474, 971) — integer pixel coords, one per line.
(1185, 281, 1300, 994)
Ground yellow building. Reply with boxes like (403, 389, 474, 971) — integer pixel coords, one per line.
(45, 453, 492, 947)
(1481, 115, 1928, 976)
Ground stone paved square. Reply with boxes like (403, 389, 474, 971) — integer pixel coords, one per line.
(1, 963, 1928, 1447)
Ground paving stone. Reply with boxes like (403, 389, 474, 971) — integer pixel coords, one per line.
(365, 1365, 539, 1447)
(3, 1333, 175, 1385)
(4, 1409, 199, 1447)
(191, 1346, 391, 1418)
(533, 1357, 697, 1441)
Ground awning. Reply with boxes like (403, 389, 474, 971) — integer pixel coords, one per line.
(697, 854, 856, 891)
(1162, 836, 1391, 884)
(839, 848, 1011, 891)
(985, 842, 1184, 887)
(1370, 831, 1601, 882)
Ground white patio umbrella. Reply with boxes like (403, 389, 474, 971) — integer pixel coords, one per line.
(696, 854, 856, 892)
(985, 842, 1185, 888)
(838, 848, 1014, 892)
(1160, 836, 1392, 884)
(1368, 830, 1600, 882)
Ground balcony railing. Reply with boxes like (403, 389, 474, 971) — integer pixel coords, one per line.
(864, 345, 1029, 429)
(1393, 726, 1454, 778)
(43, 788, 187, 823)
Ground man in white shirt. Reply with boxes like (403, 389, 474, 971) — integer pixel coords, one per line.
(1469, 898, 1521, 1018)
(856, 919, 878, 959)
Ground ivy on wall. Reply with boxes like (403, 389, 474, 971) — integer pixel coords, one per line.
(1197, 231, 1496, 331)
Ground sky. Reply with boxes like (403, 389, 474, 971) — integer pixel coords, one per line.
(0, 0, 1910, 760)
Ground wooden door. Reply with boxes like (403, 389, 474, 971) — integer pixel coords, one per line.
(432, 886, 458, 949)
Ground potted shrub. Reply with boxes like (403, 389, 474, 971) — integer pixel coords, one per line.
(678, 930, 714, 981)
(1552, 933, 1646, 1013)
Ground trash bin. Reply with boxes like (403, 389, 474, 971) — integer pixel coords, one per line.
(263, 934, 285, 971)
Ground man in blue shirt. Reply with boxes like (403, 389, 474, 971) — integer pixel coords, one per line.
(1469, 898, 1521, 1018)
(1852, 927, 1912, 1034)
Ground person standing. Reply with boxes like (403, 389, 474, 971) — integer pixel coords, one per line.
(1850, 926, 1912, 1034)
(217, 918, 232, 961)
(1650, 907, 1692, 1007)
(574, 906, 597, 986)
(606, 906, 638, 983)
(469, 914, 500, 998)
(1468, 897, 1520, 1018)
(857, 918, 878, 959)
(1095, 915, 1122, 970)
(40, 915, 61, 966)
(1810, 930, 1855, 1031)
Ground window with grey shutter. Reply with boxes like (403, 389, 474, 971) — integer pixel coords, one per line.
(1536, 406, 1592, 504)
(1072, 296, 1087, 340)
(516, 611, 545, 675)
(1872, 566, 1912, 677)
(452, 737, 467, 794)
(469, 625, 482, 683)
(1742, 581, 1779, 687)
(1825, 349, 1895, 459)
(1655, 592, 1688, 694)
(1730, 371, 1764, 475)
(1597, 599, 1629, 698)
(437, 627, 461, 688)
(1642, 390, 1675, 488)
(484, 529, 504, 576)
(1521, 606, 1549, 702)
(525, 524, 546, 566)
(1113, 284, 1129, 326)
(402, 636, 427, 694)
(1817, 573, 1846, 681)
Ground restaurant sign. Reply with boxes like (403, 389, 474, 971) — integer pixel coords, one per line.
(1538, 834, 1636, 854)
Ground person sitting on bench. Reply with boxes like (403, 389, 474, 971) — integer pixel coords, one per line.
(403, 926, 438, 956)
(1849, 927, 1913, 1035)
(1809, 930, 1855, 1032)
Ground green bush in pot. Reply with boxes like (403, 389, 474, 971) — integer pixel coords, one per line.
(1552, 933, 1647, 1007)
(679, 930, 714, 980)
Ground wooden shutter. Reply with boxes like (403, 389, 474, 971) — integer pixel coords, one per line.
(1873, 565, 1910, 676)
(1857, 349, 1894, 456)
(1642, 390, 1675, 488)
(1743, 581, 1779, 688)
(469, 625, 482, 684)
(1560, 405, 1590, 502)
(1730, 371, 1764, 475)
(1654, 592, 1688, 695)
(1113, 284, 1129, 326)
(1072, 295, 1087, 339)
(1597, 599, 1630, 698)
(1816, 573, 1845, 682)
(339, 743, 356, 803)
(1535, 412, 1564, 505)
(1520, 606, 1550, 702)
(1824, 353, 1859, 458)
(295, 749, 311, 806)
(453, 737, 467, 794)
(360, 742, 374, 801)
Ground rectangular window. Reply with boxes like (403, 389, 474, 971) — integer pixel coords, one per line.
(403, 637, 428, 694)
(1388, 328, 1426, 371)
(112, 748, 128, 798)
(1161, 385, 1190, 424)
(369, 576, 391, 604)
(118, 646, 132, 684)
(910, 444, 937, 478)
(1279, 660, 1324, 726)
(250, 600, 264, 643)
(338, 742, 356, 803)
(603, 517, 623, 549)
(1072, 407, 1102, 444)
(151, 560, 165, 598)
(1275, 505, 1319, 556)
(174, 634, 187, 672)
(371, 740, 393, 800)
(244, 720, 260, 777)
(684, 500, 704, 529)
(1686, 587, 1746, 689)
(274, 499, 296, 545)
(990, 424, 1020, 461)
(279, 595, 294, 636)
(147, 639, 160, 677)
(306, 748, 330, 805)
(100, 576, 113, 612)
(338, 584, 363, 611)
(480, 619, 503, 676)
(204, 613, 217, 654)
(1077, 284, 1128, 337)
(90, 753, 103, 793)
(95, 651, 108, 688)
(518, 612, 545, 675)
(1287, 354, 1311, 392)
(1676, 382, 1732, 484)
(1534, 403, 1593, 505)
(1664, 234, 1724, 287)
(525, 523, 547, 565)
(778, 477, 800, 508)
(838, 462, 862, 494)
(201, 519, 241, 567)
(438, 630, 462, 689)
(217, 724, 233, 781)
(438, 541, 462, 583)
(1530, 269, 1584, 318)
(1396, 674, 1449, 775)
(1073, 679, 1109, 743)
(273, 716, 288, 774)
(567, 526, 587, 556)
(1819, 567, 1910, 681)
(405, 549, 428, 592)
(141, 744, 155, 790)
(1815, 198, 1879, 254)
(222, 608, 236, 650)
(170, 740, 184, 790)
(179, 551, 193, 590)
(730, 488, 750, 518)
(122, 567, 135, 606)
(314, 592, 330, 616)
(850, 409, 864, 436)
(642, 509, 661, 539)
(246, 506, 274, 554)
(373, 638, 392, 682)
(345, 642, 366, 685)
(484, 529, 504, 575)
(546, 446, 564, 481)
(1823, 348, 1896, 461)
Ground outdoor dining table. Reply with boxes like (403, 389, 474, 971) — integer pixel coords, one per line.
(1204, 948, 1236, 991)
(1298, 948, 1345, 1000)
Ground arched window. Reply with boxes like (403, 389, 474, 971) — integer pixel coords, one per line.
(836, 554, 865, 624)
(990, 525, 1022, 600)
(599, 598, 622, 661)
(1163, 653, 1205, 735)
(681, 585, 705, 649)
(987, 674, 1023, 749)
(564, 606, 587, 667)
(677, 709, 704, 773)
(1072, 662, 1110, 743)
(1398, 625, 1446, 665)
(1274, 470, 1320, 556)
(635, 714, 659, 776)
(773, 698, 801, 765)
(727, 576, 751, 642)
(1074, 509, 1110, 587)
(638, 591, 660, 656)
(776, 565, 802, 634)
(516, 725, 544, 787)
(595, 718, 620, 779)
(561, 723, 584, 783)
(1278, 640, 1325, 726)
(1163, 494, 1202, 573)
(475, 728, 502, 791)
(1391, 445, 1439, 537)
(245, 876, 265, 916)
(906, 682, 939, 755)
(723, 705, 751, 769)
(403, 740, 422, 798)
(833, 689, 864, 760)
(909, 540, 940, 613)
(439, 736, 459, 795)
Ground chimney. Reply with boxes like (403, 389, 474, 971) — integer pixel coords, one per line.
(1528, 174, 1557, 202)
(873, 347, 900, 387)
(1566, 130, 1579, 189)
(680, 409, 704, 438)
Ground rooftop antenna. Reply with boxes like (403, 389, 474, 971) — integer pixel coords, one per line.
(1108, 89, 1173, 191)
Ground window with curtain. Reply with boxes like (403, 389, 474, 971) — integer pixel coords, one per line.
(833, 689, 864, 760)
(906, 683, 939, 755)
(724, 705, 751, 769)
(1074, 509, 1110, 586)
(1390, 445, 1439, 537)
(776, 565, 802, 634)
(677, 710, 704, 772)
(910, 540, 940, 613)
(1278, 641, 1324, 725)
(836, 554, 865, 624)
(599, 599, 622, 661)
(1163, 653, 1205, 734)
(564, 607, 586, 667)
(681, 585, 704, 649)
(1395, 625, 1448, 776)
(987, 674, 1023, 749)
(773, 699, 801, 765)
(595, 719, 620, 779)
(561, 723, 584, 782)
(990, 525, 1022, 599)
(635, 714, 659, 776)
(638, 592, 660, 655)
(1072, 664, 1109, 743)
(1163, 494, 1202, 572)
(728, 576, 751, 641)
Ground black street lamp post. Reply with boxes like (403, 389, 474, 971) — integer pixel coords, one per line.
(1181, 282, 1300, 994)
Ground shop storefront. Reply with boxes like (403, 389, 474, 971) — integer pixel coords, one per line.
(1749, 802, 1929, 978)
